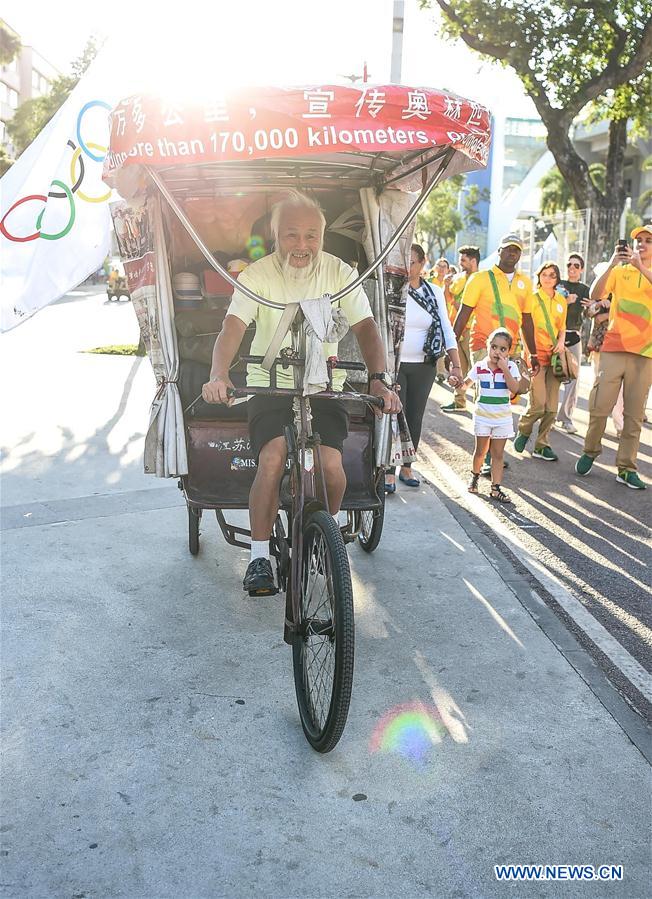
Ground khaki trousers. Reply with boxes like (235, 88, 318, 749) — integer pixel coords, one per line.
(518, 365, 561, 449)
(584, 351, 652, 473)
(453, 331, 471, 407)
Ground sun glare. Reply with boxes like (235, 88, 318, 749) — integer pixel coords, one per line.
(100, 0, 393, 102)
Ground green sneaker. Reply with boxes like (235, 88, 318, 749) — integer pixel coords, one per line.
(616, 470, 647, 490)
(441, 401, 467, 413)
(532, 446, 558, 461)
(513, 433, 529, 453)
(575, 453, 594, 476)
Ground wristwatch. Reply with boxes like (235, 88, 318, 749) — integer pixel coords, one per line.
(369, 371, 393, 388)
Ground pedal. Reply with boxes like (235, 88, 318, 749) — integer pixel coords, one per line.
(247, 586, 279, 597)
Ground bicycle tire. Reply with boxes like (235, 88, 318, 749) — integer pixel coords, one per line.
(357, 485, 385, 554)
(292, 510, 354, 753)
(188, 506, 201, 556)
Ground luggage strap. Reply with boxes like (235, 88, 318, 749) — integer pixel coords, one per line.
(261, 303, 300, 372)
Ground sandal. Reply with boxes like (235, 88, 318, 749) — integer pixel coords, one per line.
(468, 472, 480, 494)
(490, 484, 512, 504)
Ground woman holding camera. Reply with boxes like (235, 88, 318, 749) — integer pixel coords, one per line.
(575, 226, 652, 489)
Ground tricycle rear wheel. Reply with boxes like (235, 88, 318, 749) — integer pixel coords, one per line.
(357, 485, 385, 554)
(188, 506, 201, 555)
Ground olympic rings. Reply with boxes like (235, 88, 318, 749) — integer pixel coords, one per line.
(2, 98, 113, 243)
(48, 140, 85, 199)
(77, 100, 112, 162)
(71, 143, 111, 203)
(35, 180, 76, 240)
(0, 194, 48, 242)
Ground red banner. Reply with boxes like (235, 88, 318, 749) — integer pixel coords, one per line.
(104, 85, 491, 180)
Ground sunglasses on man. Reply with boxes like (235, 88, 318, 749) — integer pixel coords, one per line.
(567, 262, 582, 268)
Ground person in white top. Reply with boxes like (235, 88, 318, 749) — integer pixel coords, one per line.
(385, 243, 462, 492)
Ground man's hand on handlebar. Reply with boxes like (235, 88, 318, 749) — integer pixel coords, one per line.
(369, 378, 402, 418)
(202, 375, 234, 405)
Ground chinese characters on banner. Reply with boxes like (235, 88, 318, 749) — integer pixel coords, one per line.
(104, 85, 491, 180)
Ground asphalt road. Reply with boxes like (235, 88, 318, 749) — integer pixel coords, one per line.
(415, 369, 652, 722)
(2, 290, 650, 896)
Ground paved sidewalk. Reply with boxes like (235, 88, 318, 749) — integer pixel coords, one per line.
(1, 296, 650, 897)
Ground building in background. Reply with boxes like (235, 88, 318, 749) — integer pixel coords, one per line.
(574, 122, 652, 222)
(462, 112, 651, 273)
(0, 19, 59, 151)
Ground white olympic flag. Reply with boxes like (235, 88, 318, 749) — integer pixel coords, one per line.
(0, 51, 129, 332)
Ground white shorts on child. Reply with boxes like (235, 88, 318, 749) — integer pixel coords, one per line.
(474, 422, 515, 439)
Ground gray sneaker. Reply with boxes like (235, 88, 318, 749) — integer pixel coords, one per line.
(558, 421, 578, 434)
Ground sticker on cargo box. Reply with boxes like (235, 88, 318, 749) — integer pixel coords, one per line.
(231, 456, 257, 471)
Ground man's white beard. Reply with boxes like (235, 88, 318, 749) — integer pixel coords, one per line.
(277, 249, 321, 283)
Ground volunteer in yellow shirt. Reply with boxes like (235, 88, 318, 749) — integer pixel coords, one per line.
(513, 263, 567, 461)
(453, 234, 538, 368)
(428, 257, 449, 290)
(576, 224, 652, 489)
(442, 245, 480, 412)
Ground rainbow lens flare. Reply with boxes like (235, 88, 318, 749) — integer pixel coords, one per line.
(369, 701, 446, 766)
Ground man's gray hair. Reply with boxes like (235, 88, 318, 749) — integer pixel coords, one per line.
(270, 190, 326, 247)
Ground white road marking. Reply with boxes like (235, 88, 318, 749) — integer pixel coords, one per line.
(416, 443, 652, 705)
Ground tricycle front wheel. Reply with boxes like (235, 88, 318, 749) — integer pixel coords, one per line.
(292, 510, 354, 753)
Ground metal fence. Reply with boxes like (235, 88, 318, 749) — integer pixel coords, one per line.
(514, 209, 591, 277)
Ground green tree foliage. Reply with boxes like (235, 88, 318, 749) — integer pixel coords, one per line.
(540, 164, 605, 215)
(0, 144, 15, 177)
(0, 20, 21, 65)
(463, 183, 490, 228)
(420, 0, 652, 261)
(415, 175, 485, 258)
(6, 37, 99, 158)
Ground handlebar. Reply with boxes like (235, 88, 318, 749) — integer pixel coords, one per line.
(226, 386, 384, 409)
(239, 355, 367, 372)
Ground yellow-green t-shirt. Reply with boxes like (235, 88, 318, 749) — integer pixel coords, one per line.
(601, 264, 652, 358)
(531, 289, 567, 366)
(461, 266, 533, 351)
(227, 252, 373, 388)
(448, 271, 471, 329)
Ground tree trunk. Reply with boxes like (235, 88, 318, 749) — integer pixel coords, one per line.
(542, 114, 627, 269)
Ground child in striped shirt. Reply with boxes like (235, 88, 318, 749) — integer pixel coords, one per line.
(461, 328, 526, 503)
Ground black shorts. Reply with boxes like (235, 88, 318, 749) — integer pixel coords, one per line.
(247, 394, 349, 460)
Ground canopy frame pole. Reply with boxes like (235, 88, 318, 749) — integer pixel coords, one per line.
(146, 149, 453, 308)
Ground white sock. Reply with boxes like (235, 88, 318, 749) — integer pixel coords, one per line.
(332, 512, 341, 526)
(250, 540, 269, 562)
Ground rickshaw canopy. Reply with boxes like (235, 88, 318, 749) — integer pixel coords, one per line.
(104, 84, 491, 193)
